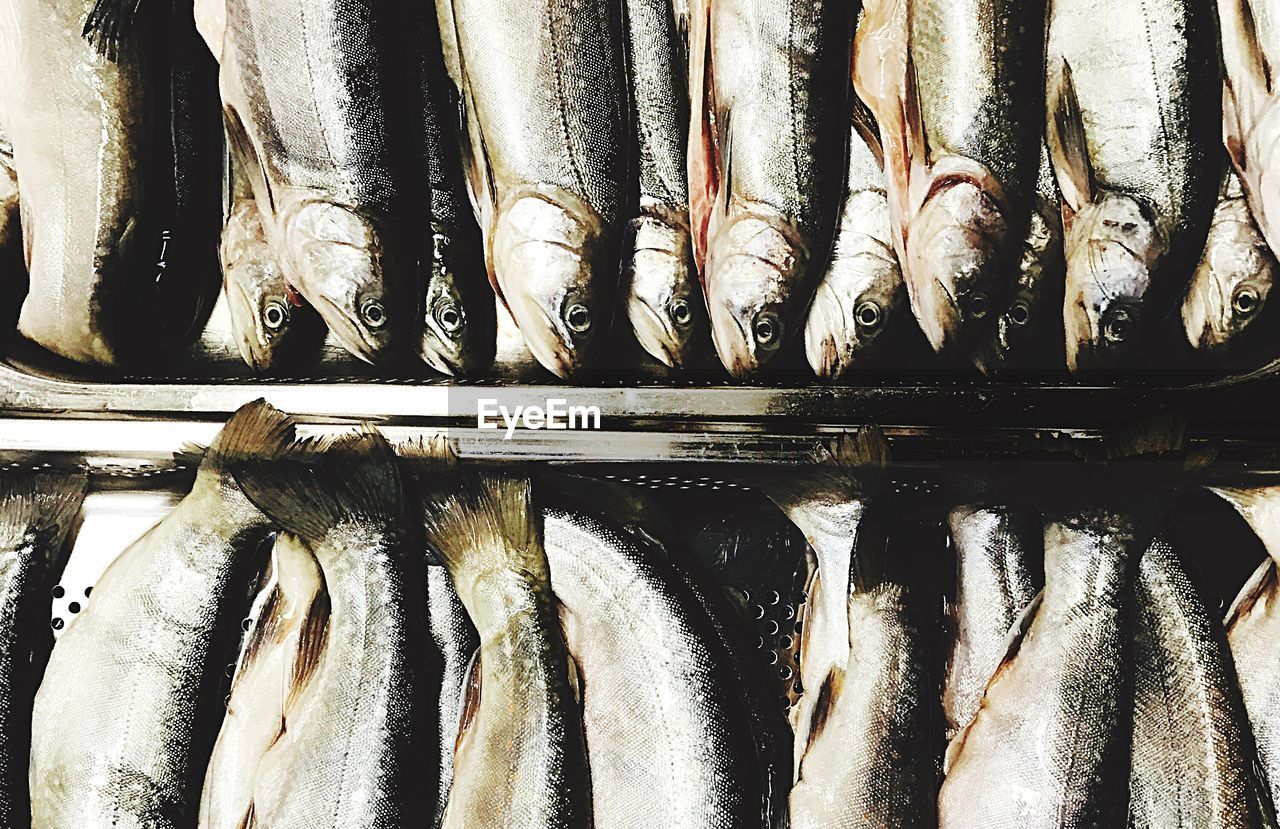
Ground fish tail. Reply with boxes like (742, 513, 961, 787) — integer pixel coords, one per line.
(191, 400, 298, 482)
(0, 471, 88, 550)
(231, 426, 405, 545)
(81, 0, 144, 61)
(287, 589, 331, 709)
(419, 470, 538, 576)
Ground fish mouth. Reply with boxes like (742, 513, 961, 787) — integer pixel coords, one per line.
(803, 286, 850, 380)
(628, 297, 684, 369)
(314, 294, 390, 366)
(418, 339, 465, 376)
(506, 290, 580, 378)
(226, 280, 271, 373)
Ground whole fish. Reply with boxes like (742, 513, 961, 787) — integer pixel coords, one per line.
(199, 0, 419, 365)
(688, 0, 852, 378)
(229, 428, 431, 827)
(412, 2, 496, 377)
(1182, 170, 1276, 352)
(1220, 0, 1280, 265)
(0, 0, 222, 366)
(942, 501, 1042, 737)
(416, 465, 591, 828)
(938, 508, 1140, 827)
(974, 145, 1066, 372)
(1045, 0, 1220, 370)
(198, 533, 329, 829)
(221, 157, 326, 373)
(30, 400, 294, 827)
(1129, 534, 1273, 828)
(854, 0, 1044, 361)
(787, 500, 937, 829)
(545, 505, 771, 827)
(803, 104, 907, 380)
(426, 563, 478, 828)
(623, 0, 704, 369)
(1213, 486, 1280, 806)
(437, 0, 628, 378)
(0, 472, 86, 826)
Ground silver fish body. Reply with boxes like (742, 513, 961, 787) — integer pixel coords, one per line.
(30, 401, 294, 828)
(0, 473, 85, 826)
(1046, 0, 1220, 370)
(440, 0, 627, 378)
(938, 509, 1139, 828)
(943, 502, 1041, 736)
(1129, 535, 1272, 828)
(426, 563, 477, 828)
(546, 506, 771, 828)
(690, 0, 852, 377)
(1182, 170, 1276, 352)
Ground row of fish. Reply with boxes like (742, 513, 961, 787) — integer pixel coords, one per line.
(4, 0, 1278, 379)
(0, 403, 1275, 825)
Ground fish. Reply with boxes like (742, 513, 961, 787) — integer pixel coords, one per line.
(29, 400, 295, 827)
(411, 1, 497, 377)
(0, 130, 17, 263)
(1, 0, 223, 366)
(544, 503, 773, 827)
(438, 0, 628, 378)
(803, 103, 907, 380)
(426, 564, 478, 828)
(1129, 534, 1274, 828)
(688, 0, 852, 377)
(1182, 169, 1276, 352)
(227, 428, 432, 827)
(415, 463, 591, 828)
(1045, 0, 1220, 370)
(938, 507, 1141, 827)
(197, 533, 329, 829)
(942, 501, 1042, 737)
(622, 0, 704, 369)
(199, 0, 419, 365)
(221, 156, 327, 373)
(787, 495, 937, 829)
(854, 0, 1044, 361)
(0, 472, 86, 826)
(973, 145, 1066, 372)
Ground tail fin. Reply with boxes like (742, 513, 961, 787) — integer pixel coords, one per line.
(81, 0, 144, 60)
(195, 400, 297, 482)
(231, 426, 405, 545)
(419, 470, 538, 575)
(0, 471, 88, 552)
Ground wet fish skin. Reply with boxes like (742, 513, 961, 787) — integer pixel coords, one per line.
(0, 472, 86, 826)
(690, 0, 852, 378)
(441, 0, 627, 378)
(416, 465, 591, 829)
(623, 0, 703, 369)
(938, 509, 1139, 828)
(1183, 170, 1276, 352)
(198, 533, 329, 829)
(546, 505, 770, 828)
(426, 563, 477, 828)
(30, 401, 295, 828)
(230, 429, 431, 827)
(1129, 535, 1272, 828)
(1046, 0, 1220, 370)
(942, 502, 1041, 737)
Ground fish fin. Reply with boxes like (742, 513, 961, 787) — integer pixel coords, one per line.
(816, 427, 891, 475)
(901, 51, 930, 171)
(454, 649, 483, 757)
(1226, 555, 1278, 629)
(1046, 59, 1096, 215)
(233, 583, 285, 690)
(1224, 84, 1250, 173)
(287, 588, 331, 708)
(397, 434, 458, 468)
(81, 0, 143, 61)
(851, 95, 885, 170)
(1237, 0, 1275, 97)
(565, 646, 584, 706)
(801, 666, 845, 755)
(198, 400, 297, 486)
(224, 107, 276, 219)
(235, 803, 255, 829)
(0, 471, 87, 551)
(231, 426, 404, 544)
(1104, 415, 1207, 466)
(418, 471, 537, 574)
(688, 0, 718, 274)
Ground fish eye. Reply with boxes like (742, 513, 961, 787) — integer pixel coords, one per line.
(262, 300, 288, 332)
(434, 301, 465, 334)
(855, 301, 882, 330)
(1102, 308, 1133, 344)
(753, 312, 782, 347)
(1007, 300, 1031, 327)
(670, 298, 693, 327)
(360, 298, 387, 329)
(965, 293, 990, 320)
(565, 303, 592, 334)
(1233, 286, 1262, 318)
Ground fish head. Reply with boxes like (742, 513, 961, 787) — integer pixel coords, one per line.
(706, 213, 808, 380)
(1063, 193, 1161, 370)
(625, 212, 703, 369)
(1181, 221, 1274, 352)
(285, 201, 406, 365)
(907, 178, 1008, 356)
(974, 209, 1063, 373)
(419, 230, 497, 376)
(493, 192, 613, 379)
